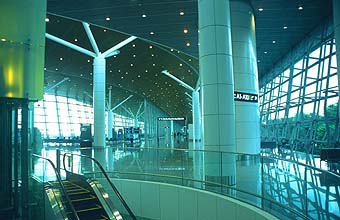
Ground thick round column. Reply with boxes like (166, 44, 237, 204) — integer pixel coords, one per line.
(93, 56, 106, 147)
(0, 0, 46, 100)
(199, 0, 236, 185)
(231, 0, 260, 154)
(334, 0, 340, 115)
(192, 91, 202, 142)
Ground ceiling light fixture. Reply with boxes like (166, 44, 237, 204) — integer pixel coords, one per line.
(183, 28, 188, 34)
(45, 17, 50, 22)
(186, 42, 191, 47)
(106, 17, 111, 21)
(132, 44, 136, 47)
(74, 38, 78, 42)
(149, 45, 153, 49)
(258, 8, 264, 12)
(264, 51, 268, 54)
(103, 29, 107, 32)
(1, 38, 6, 42)
(272, 40, 276, 44)
(298, 6, 303, 10)
(142, 14, 147, 18)
(150, 31, 154, 35)
(59, 57, 63, 61)
(179, 11, 185, 16)
(283, 26, 288, 30)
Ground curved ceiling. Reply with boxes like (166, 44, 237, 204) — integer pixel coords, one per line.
(45, 14, 198, 120)
(44, 0, 333, 120)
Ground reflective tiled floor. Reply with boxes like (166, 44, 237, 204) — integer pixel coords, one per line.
(34, 137, 340, 220)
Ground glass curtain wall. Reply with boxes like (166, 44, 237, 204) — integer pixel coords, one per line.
(33, 94, 141, 139)
(259, 38, 338, 153)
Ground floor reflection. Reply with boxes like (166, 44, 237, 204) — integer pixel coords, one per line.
(35, 137, 340, 219)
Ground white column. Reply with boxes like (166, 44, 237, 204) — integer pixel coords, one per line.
(108, 87, 113, 139)
(108, 110, 113, 139)
(170, 120, 174, 137)
(192, 91, 202, 142)
(93, 55, 106, 147)
(231, 0, 260, 154)
(199, 0, 236, 185)
(334, 0, 340, 116)
(134, 118, 139, 127)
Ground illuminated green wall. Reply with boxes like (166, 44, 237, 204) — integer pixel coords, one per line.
(0, 0, 46, 100)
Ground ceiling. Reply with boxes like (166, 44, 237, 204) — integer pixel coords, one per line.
(45, 0, 333, 119)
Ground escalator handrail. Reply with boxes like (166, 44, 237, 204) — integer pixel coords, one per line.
(62, 152, 137, 220)
(31, 154, 80, 220)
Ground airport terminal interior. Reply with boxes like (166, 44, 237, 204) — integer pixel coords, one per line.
(1, 0, 340, 219)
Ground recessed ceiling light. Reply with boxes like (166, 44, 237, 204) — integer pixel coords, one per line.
(132, 44, 136, 47)
(183, 28, 188, 34)
(153, 63, 156, 66)
(87, 59, 90, 63)
(55, 68, 58, 71)
(149, 45, 153, 49)
(59, 57, 63, 61)
(44, 67, 46, 70)
(179, 63, 183, 66)
(150, 31, 154, 35)
(126, 72, 129, 75)
(264, 51, 268, 54)
(186, 42, 191, 47)
(130, 63, 133, 67)
(145, 69, 148, 72)
(1, 38, 7, 42)
(133, 54, 136, 57)
(257, 60, 261, 63)
(151, 54, 154, 57)
(118, 69, 121, 72)
(90, 72, 92, 75)
(272, 40, 276, 44)
(74, 38, 78, 42)
(258, 8, 264, 12)
(106, 17, 111, 21)
(283, 26, 288, 30)
(179, 11, 185, 16)
(80, 74, 83, 77)
(45, 17, 50, 22)
(103, 29, 107, 32)
(298, 6, 303, 10)
(142, 14, 147, 18)
(138, 75, 141, 78)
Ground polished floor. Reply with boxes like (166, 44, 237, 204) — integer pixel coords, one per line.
(33, 137, 340, 220)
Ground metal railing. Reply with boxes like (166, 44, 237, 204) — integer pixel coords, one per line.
(31, 154, 80, 220)
(63, 152, 138, 220)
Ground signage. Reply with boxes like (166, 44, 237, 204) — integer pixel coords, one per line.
(234, 91, 258, 103)
(158, 117, 186, 121)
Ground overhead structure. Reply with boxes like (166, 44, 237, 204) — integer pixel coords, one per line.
(162, 70, 202, 142)
(46, 22, 137, 147)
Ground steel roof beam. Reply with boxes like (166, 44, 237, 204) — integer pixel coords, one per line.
(161, 70, 195, 92)
(46, 33, 96, 57)
(82, 22, 100, 55)
(103, 36, 137, 58)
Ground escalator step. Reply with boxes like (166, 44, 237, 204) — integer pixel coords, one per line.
(76, 204, 103, 213)
(71, 195, 96, 202)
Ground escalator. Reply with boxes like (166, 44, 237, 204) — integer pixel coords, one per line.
(62, 180, 108, 220)
(31, 153, 137, 220)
